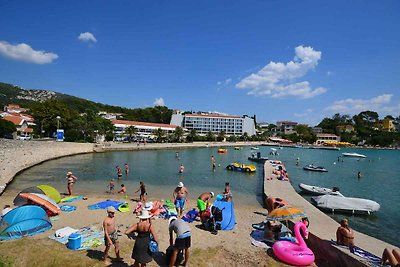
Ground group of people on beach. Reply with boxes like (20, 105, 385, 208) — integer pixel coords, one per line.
(102, 178, 232, 267)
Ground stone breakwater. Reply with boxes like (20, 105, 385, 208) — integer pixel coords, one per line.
(0, 139, 94, 195)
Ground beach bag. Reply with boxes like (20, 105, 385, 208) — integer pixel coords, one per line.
(149, 234, 158, 253)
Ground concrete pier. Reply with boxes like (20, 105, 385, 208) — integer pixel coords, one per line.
(263, 160, 398, 266)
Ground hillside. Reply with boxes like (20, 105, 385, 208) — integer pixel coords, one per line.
(0, 82, 172, 123)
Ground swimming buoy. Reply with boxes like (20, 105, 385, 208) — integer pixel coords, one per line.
(118, 203, 130, 213)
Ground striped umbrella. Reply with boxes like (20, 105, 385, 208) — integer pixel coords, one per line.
(266, 206, 307, 221)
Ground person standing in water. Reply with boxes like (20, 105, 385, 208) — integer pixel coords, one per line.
(116, 165, 122, 179)
(179, 164, 185, 173)
(357, 171, 362, 178)
(211, 156, 216, 170)
(124, 163, 129, 176)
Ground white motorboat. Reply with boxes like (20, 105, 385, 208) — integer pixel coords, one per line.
(303, 164, 328, 172)
(298, 183, 343, 196)
(251, 146, 259, 150)
(342, 152, 367, 158)
(311, 194, 380, 215)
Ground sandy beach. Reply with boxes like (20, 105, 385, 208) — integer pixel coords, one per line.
(0, 140, 280, 267)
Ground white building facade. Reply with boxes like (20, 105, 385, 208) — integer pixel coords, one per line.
(112, 120, 178, 139)
(170, 112, 256, 136)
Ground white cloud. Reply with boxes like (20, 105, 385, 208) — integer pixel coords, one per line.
(153, 97, 165, 106)
(0, 41, 58, 64)
(78, 32, 97, 43)
(217, 78, 232, 86)
(325, 94, 394, 113)
(294, 108, 313, 117)
(236, 45, 327, 99)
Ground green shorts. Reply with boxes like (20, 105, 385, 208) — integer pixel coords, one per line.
(197, 199, 206, 212)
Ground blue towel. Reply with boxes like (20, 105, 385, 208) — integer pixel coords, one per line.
(87, 200, 123, 210)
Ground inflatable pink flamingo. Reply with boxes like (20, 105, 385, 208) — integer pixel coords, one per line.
(273, 221, 315, 266)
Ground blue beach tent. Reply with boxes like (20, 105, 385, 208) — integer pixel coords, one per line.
(0, 205, 52, 240)
(213, 200, 236, 231)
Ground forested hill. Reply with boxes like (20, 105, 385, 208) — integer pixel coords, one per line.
(0, 82, 172, 123)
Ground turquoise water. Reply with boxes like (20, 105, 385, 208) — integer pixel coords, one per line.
(8, 146, 400, 246)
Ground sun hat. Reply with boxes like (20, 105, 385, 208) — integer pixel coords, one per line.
(210, 192, 214, 197)
(169, 216, 177, 224)
(138, 210, 152, 219)
(143, 202, 153, 211)
(177, 182, 184, 187)
(67, 171, 72, 175)
(107, 206, 116, 213)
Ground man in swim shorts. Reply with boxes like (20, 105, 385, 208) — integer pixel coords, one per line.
(173, 182, 189, 217)
(169, 216, 191, 267)
(116, 165, 122, 179)
(197, 192, 214, 223)
(103, 207, 121, 265)
(336, 218, 355, 246)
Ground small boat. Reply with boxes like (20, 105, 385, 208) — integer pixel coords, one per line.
(234, 146, 242, 150)
(311, 194, 380, 215)
(248, 152, 268, 163)
(303, 164, 327, 172)
(342, 152, 366, 158)
(217, 148, 228, 153)
(298, 183, 343, 196)
(251, 146, 259, 150)
(226, 162, 256, 172)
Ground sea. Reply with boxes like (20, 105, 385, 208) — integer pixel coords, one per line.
(6, 145, 400, 247)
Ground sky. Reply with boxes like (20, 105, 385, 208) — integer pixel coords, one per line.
(1, 1, 399, 125)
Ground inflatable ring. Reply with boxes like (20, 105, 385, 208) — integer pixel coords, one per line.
(118, 203, 130, 213)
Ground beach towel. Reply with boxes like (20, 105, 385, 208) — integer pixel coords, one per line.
(55, 227, 78, 238)
(60, 205, 77, 212)
(250, 230, 272, 249)
(87, 200, 124, 210)
(182, 209, 199, 223)
(49, 226, 104, 250)
(330, 240, 382, 267)
(60, 196, 84, 203)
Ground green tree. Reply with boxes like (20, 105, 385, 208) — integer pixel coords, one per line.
(206, 131, 215, 141)
(173, 126, 184, 142)
(217, 130, 226, 142)
(227, 135, 237, 142)
(154, 128, 165, 142)
(125, 126, 138, 142)
(239, 132, 249, 141)
(186, 129, 197, 142)
(0, 118, 16, 137)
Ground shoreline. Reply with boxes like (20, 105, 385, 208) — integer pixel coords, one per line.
(263, 160, 399, 265)
(1, 139, 398, 266)
(0, 139, 266, 195)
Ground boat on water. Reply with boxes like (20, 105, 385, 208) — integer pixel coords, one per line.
(251, 146, 259, 150)
(311, 194, 380, 215)
(303, 164, 328, 172)
(342, 152, 366, 158)
(226, 162, 256, 172)
(298, 183, 343, 196)
(248, 152, 268, 163)
(234, 146, 242, 150)
(217, 148, 228, 153)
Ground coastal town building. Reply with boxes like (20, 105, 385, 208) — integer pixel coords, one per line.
(111, 119, 178, 140)
(274, 121, 298, 135)
(3, 104, 28, 114)
(1, 116, 33, 135)
(1, 104, 35, 136)
(382, 118, 395, 132)
(312, 127, 323, 134)
(98, 111, 123, 120)
(315, 133, 341, 145)
(170, 111, 256, 136)
(336, 125, 355, 133)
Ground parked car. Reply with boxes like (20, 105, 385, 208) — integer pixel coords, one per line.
(17, 134, 32, 141)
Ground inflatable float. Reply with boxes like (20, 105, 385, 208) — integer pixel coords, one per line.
(273, 221, 315, 266)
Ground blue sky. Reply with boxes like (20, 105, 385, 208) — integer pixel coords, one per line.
(1, 1, 399, 125)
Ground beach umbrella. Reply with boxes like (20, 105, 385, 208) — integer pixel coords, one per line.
(266, 206, 307, 221)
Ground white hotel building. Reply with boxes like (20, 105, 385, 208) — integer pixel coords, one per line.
(170, 112, 256, 136)
(112, 120, 178, 139)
